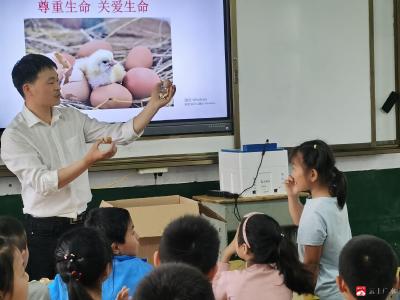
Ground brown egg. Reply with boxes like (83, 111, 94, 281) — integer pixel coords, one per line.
(61, 68, 90, 101)
(61, 81, 90, 102)
(123, 68, 160, 99)
(125, 46, 153, 69)
(90, 83, 133, 109)
(76, 40, 113, 58)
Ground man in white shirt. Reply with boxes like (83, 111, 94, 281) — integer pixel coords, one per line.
(0, 53, 175, 280)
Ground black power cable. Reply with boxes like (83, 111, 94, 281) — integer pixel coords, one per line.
(232, 140, 269, 221)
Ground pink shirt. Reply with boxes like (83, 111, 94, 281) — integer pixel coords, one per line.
(212, 262, 292, 300)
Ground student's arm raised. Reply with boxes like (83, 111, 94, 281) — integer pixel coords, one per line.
(285, 176, 304, 225)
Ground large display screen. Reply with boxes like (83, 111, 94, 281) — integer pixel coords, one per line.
(0, 0, 232, 136)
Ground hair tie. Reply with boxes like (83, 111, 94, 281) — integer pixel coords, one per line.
(70, 270, 82, 281)
(278, 233, 285, 244)
(64, 253, 76, 262)
(313, 144, 317, 149)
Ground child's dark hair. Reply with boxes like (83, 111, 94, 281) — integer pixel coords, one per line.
(0, 237, 16, 297)
(0, 216, 27, 251)
(12, 53, 57, 98)
(159, 215, 219, 275)
(290, 139, 347, 209)
(339, 235, 398, 300)
(84, 207, 131, 246)
(134, 262, 215, 300)
(237, 213, 314, 294)
(55, 227, 112, 300)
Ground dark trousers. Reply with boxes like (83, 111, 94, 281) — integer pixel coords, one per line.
(24, 214, 84, 280)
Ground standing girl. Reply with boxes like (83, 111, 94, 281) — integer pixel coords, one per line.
(212, 212, 314, 300)
(285, 139, 352, 299)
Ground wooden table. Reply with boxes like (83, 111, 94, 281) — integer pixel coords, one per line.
(193, 193, 304, 256)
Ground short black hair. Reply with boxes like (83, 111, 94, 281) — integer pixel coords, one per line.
(12, 53, 57, 98)
(0, 237, 17, 297)
(159, 215, 219, 275)
(84, 207, 131, 245)
(134, 262, 215, 300)
(0, 216, 27, 251)
(339, 235, 398, 300)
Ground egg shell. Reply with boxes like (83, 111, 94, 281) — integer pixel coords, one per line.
(90, 83, 133, 109)
(45, 52, 66, 82)
(61, 68, 90, 101)
(77, 40, 113, 58)
(61, 52, 75, 66)
(125, 46, 153, 69)
(123, 68, 160, 99)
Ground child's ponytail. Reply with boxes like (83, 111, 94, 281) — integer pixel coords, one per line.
(276, 236, 314, 294)
(55, 227, 112, 300)
(61, 255, 92, 300)
(329, 167, 347, 209)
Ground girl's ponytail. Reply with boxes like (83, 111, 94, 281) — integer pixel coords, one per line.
(276, 236, 314, 294)
(62, 256, 93, 300)
(329, 167, 347, 209)
(55, 228, 112, 300)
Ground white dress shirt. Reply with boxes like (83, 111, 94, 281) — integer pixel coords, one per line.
(1, 106, 141, 218)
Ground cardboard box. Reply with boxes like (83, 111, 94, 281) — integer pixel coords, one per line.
(100, 195, 225, 265)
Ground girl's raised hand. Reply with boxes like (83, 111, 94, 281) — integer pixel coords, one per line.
(116, 286, 130, 300)
(222, 230, 238, 263)
(284, 175, 298, 198)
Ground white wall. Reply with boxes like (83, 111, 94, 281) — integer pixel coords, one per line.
(0, 0, 398, 197)
(374, 0, 396, 141)
(236, 0, 371, 146)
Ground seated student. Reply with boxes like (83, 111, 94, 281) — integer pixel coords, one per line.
(153, 215, 220, 280)
(337, 234, 398, 300)
(52, 227, 128, 300)
(212, 212, 314, 300)
(134, 262, 215, 300)
(0, 237, 29, 300)
(49, 207, 152, 300)
(0, 216, 49, 300)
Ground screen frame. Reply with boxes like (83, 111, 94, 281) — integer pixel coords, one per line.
(0, 0, 239, 174)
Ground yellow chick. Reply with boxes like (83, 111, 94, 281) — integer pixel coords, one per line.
(75, 49, 126, 89)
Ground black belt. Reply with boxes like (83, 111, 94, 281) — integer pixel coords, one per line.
(25, 211, 86, 225)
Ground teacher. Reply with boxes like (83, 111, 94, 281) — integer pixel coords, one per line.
(0, 53, 175, 280)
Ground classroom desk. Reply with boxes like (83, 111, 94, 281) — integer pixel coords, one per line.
(193, 194, 300, 256)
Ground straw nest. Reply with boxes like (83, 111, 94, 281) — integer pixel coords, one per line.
(24, 18, 172, 109)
